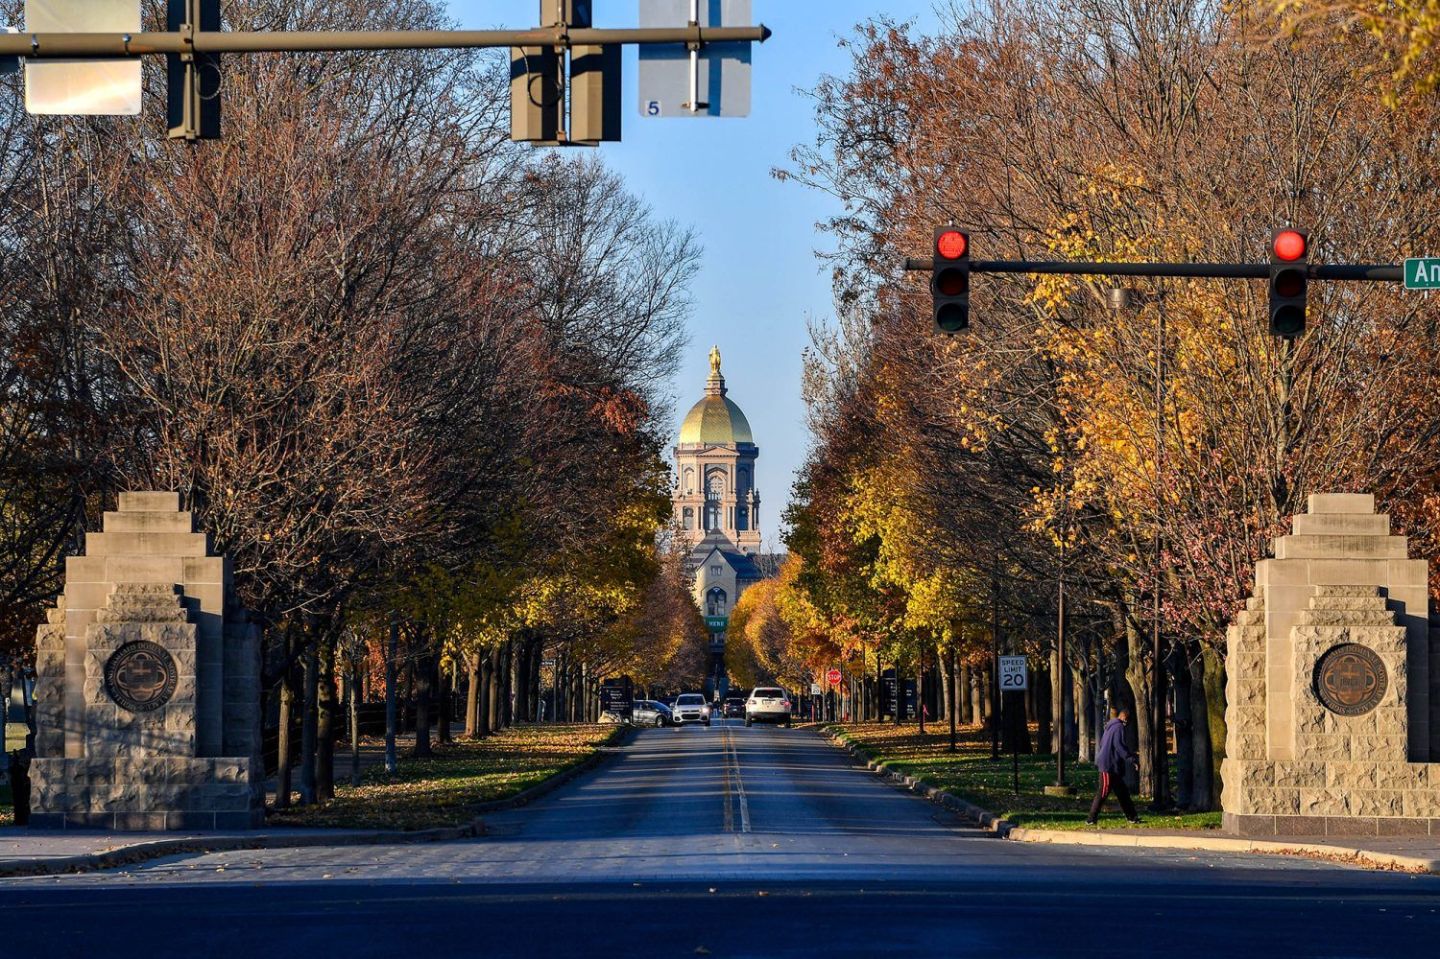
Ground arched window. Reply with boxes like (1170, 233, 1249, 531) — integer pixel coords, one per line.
(682, 467, 694, 494)
(706, 587, 727, 617)
(682, 507, 694, 530)
(706, 470, 726, 497)
(705, 501, 720, 530)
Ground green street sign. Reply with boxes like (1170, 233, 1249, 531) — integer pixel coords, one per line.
(705, 615, 728, 631)
(1404, 258, 1440, 290)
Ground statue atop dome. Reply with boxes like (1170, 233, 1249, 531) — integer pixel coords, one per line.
(709, 344, 722, 375)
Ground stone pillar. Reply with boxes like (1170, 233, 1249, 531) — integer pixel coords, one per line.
(29, 492, 263, 830)
(1221, 493, 1440, 837)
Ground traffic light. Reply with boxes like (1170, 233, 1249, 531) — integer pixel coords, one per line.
(167, 0, 221, 141)
(1269, 229, 1308, 338)
(512, 1, 620, 144)
(932, 227, 970, 333)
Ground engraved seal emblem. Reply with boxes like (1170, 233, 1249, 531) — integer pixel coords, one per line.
(1314, 643, 1387, 716)
(104, 641, 178, 713)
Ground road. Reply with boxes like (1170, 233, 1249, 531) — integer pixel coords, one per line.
(4, 720, 1439, 958)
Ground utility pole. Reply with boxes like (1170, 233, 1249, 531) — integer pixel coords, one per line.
(385, 611, 398, 776)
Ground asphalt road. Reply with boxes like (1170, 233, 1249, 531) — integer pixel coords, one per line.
(4, 720, 1439, 958)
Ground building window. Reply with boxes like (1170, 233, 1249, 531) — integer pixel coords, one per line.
(711, 565, 722, 576)
(683, 507, 694, 530)
(706, 588, 727, 616)
(683, 467, 694, 494)
(705, 501, 720, 530)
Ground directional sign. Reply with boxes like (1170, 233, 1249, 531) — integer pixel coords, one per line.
(998, 656, 1029, 692)
(638, 0, 752, 117)
(704, 615, 727, 631)
(1405, 258, 1440, 290)
(24, 0, 141, 115)
(826, 668, 842, 687)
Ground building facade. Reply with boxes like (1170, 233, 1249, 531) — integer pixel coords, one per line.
(675, 347, 764, 695)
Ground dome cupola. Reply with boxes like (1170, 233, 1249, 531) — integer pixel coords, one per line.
(678, 346, 753, 446)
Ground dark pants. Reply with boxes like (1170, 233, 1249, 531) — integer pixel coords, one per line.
(1089, 770, 1137, 821)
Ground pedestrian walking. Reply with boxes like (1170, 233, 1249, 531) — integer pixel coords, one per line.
(1087, 707, 1140, 825)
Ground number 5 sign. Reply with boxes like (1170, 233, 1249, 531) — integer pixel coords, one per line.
(998, 656, 1029, 692)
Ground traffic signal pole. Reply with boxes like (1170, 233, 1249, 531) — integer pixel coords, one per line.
(0, 25, 771, 57)
(905, 257, 1401, 282)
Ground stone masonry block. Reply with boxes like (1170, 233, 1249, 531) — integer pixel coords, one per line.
(1387, 560, 1429, 586)
(1275, 535, 1408, 560)
(103, 555, 185, 584)
(118, 491, 181, 512)
(1299, 789, 1351, 816)
(1403, 790, 1440, 818)
(182, 556, 228, 584)
(1292, 513, 1391, 536)
(1306, 559, 1393, 584)
(1308, 493, 1376, 514)
(101, 510, 195, 533)
(1257, 559, 1312, 587)
(85, 531, 211, 558)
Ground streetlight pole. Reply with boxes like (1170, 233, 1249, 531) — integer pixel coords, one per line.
(1151, 287, 1170, 810)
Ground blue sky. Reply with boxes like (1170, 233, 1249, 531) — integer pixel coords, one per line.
(447, 2, 941, 544)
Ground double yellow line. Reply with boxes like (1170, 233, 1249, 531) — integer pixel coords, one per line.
(720, 723, 750, 833)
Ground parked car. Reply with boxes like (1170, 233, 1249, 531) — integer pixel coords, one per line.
(745, 687, 792, 727)
(723, 696, 746, 718)
(672, 692, 712, 726)
(632, 700, 672, 727)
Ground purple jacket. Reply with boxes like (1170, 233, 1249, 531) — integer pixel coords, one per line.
(1096, 717, 1134, 775)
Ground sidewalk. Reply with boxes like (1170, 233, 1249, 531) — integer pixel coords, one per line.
(817, 724, 1440, 875)
(0, 820, 481, 878)
(1006, 825, 1440, 873)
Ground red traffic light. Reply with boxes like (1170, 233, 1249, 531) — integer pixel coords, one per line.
(936, 230, 968, 260)
(1273, 230, 1307, 262)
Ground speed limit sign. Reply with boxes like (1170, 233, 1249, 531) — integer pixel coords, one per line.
(998, 656, 1029, 692)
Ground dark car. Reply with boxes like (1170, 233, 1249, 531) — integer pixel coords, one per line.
(723, 697, 746, 718)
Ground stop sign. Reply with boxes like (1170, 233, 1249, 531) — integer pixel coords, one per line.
(827, 668, 842, 686)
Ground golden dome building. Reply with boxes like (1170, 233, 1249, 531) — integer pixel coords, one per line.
(675, 347, 765, 693)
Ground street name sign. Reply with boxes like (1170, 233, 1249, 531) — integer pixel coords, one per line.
(1405, 258, 1440, 290)
(999, 656, 1029, 692)
(638, 0, 752, 117)
(25, 0, 141, 115)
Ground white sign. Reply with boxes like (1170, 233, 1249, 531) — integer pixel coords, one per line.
(25, 0, 142, 116)
(638, 0, 752, 118)
(998, 656, 1029, 692)
(810, 683, 821, 696)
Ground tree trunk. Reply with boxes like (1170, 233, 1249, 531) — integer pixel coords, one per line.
(437, 657, 452, 744)
(412, 646, 434, 758)
(466, 652, 483, 739)
(1036, 666, 1052, 753)
(1186, 642, 1213, 809)
(487, 645, 502, 733)
(349, 664, 362, 787)
(501, 639, 514, 729)
(275, 672, 295, 809)
(317, 638, 337, 803)
(1051, 646, 1065, 756)
(529, 639, 543, 721)
(299, 640, 318, 805)
(385, 614, 398, 775)
(1201, 644, 1226, 810)
(946, 646, 958, 751)
(1170, 643, 1194, 809)
(918, 649, 927, 734)
(1076, 648, 1094, 764)
(1121, 600, 1153, 796)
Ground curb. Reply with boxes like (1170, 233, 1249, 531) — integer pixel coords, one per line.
(816, 724, 1014, 835)
(1005, 826, 1440, 875)
(0, 725, 632, 879)
(814, 724, 1440, 876)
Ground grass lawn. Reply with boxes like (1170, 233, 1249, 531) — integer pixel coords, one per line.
(268, 723, 622, 831)
(829, 722, 1221, 831)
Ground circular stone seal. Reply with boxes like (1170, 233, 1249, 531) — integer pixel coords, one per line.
(1314, 643, 1387, 717)
(104, 641, 178, 713)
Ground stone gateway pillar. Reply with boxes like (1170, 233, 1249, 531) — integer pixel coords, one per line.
(1222, 493, 1440, 837)
(29, 492, 263, 830)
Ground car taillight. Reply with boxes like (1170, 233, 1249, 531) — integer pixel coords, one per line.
(782, 701, 791, 709)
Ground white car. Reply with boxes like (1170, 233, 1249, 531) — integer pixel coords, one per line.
(672, 693, 712, 726)
(745, 687, 792, 727)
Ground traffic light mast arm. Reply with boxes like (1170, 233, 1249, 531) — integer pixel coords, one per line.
(0, 25, 772, 58)
(903, 257, 1402, 282)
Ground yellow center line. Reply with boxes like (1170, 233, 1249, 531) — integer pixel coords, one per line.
(722, 723, 734, 833)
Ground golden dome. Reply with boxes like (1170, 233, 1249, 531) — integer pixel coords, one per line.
(678, 346, 753, 446)
(679, 395, 753, 446)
